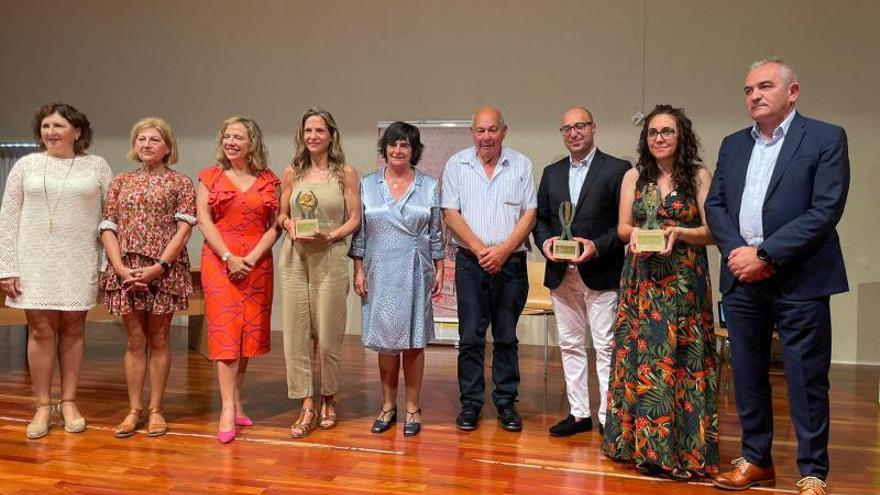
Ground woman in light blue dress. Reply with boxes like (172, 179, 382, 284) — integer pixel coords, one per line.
(349, 122, 444, 436)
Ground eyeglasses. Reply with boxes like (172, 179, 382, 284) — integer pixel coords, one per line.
(647, 127, 676, 140)
(559, 121, 593, 135)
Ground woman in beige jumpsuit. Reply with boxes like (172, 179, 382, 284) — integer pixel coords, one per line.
(277, 107, 360, 438)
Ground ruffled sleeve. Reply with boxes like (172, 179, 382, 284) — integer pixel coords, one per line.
(257, 169, 281, 212)
(198, 166, 235, 219)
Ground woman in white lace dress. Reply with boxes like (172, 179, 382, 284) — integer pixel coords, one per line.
(0, 102, 112, 439)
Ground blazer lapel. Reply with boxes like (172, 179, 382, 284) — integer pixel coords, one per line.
(729, 132, 753, 219)
(763, 114, 806, 203)
(574, 151, 602, 215)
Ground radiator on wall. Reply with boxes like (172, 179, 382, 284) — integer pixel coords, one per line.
(0, 143, 40, 199)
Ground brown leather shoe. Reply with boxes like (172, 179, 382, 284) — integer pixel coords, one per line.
(713, 457, 775, 490)
(796, 476, 826, 495)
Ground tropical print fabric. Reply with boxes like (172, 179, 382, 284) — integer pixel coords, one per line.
(602, 187, 719, 477)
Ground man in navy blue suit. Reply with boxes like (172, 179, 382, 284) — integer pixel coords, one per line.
(706, 59, 849, 495)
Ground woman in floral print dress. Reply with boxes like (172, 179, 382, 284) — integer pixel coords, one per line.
(100, 117, 196, 438)
(602, 104, 718, 480)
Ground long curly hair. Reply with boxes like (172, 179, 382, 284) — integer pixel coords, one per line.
(635, 104, 703, 199)
(289, 107, 346, 184)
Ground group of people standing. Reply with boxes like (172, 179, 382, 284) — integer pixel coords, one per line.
(530, 59, 847, 495)
(0, 58, 847, 495)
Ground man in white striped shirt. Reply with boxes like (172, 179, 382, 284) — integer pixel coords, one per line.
(441, 106, 537, 432)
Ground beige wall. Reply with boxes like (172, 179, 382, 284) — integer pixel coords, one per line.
(2, 0, 877, 363)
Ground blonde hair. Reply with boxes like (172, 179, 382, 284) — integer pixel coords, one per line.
(214, 116, 270, 174)
(127, 117, 178, 165)
(290, 107, 346, 183)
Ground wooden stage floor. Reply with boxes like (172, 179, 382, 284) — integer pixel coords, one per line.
(0, 323, 877, 494)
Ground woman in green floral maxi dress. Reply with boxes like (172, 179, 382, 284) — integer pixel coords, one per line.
(601, 104, 719, 479)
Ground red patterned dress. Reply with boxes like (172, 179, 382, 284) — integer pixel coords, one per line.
(199, 166, 279, 360)
(101, 168, 196, 315)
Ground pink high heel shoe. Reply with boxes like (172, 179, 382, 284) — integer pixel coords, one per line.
(234, 415, 253, 427)
(217, 429, 236, 444)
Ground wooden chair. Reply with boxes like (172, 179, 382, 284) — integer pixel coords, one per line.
(522, 260, 555, 376)
(715, 326, 732, 391)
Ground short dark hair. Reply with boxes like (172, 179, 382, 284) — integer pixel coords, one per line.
(378, 121, 424, 167)
(31, 102, 93, 153)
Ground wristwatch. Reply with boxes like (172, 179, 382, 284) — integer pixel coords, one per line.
(756, 247, 775, 266)
(221, 252, 232, 263)
(156, 258, 171, 271)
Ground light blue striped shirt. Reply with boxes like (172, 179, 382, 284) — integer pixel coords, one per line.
(441, 146, 537, 251)
(739, 109, 797, 246)
(569, 146, 597, 207)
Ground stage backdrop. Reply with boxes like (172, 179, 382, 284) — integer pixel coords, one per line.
(377, 121, 471, 343)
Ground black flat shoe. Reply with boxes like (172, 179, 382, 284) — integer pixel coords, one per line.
(371, 407, 397, 434)
(403, 408, 421, 436)
(635, 462, 663, 476)
(455, 407, 480, 431)
(496, 404, 522, 432)
(549, 414, 592, 437)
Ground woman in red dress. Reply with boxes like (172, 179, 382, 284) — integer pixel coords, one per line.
(197, 116, 280, 443)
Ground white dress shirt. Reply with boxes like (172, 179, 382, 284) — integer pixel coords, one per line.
(739, 109, 797, 246)
(441, 146, 537, 251)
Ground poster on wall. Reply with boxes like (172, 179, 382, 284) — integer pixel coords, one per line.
(377, 120, 471, 343)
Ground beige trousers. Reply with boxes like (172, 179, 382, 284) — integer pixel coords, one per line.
(279, 237, 350, 399)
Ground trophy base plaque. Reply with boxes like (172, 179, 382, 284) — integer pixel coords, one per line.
(553, 240, 580, 260)
(635, 229, 665, 252)
(294, 218, 319, 238)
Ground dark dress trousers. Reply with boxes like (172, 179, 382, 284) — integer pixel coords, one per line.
(533, 150, 631, 290)
(704, 112, 850, 479)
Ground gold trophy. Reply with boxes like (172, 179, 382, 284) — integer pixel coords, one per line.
(294, 190, 319, 237)
(635, 183, 665, 252)
(552, 201, 580, 260)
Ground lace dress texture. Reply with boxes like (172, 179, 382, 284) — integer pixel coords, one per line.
(0, 152, 112, 310)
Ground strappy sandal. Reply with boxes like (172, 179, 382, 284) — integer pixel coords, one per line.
(404, 408, 422, 436)
(147, 407, 168, 437)
(114, 408, 144, 438)
(290, 408, 318, 438)
(319, 397, 338, 430)
(26, 402, 54, 439)
(59, 399, 86, 433)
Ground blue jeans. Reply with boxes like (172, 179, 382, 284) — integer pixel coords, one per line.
(455, 249, 528, 410)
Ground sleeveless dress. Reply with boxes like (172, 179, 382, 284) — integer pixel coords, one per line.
(601, 187, 719, 477)
(279, 175, 350, 399)
(0, 153, 112, 310)
(199, 166, 279, 360)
